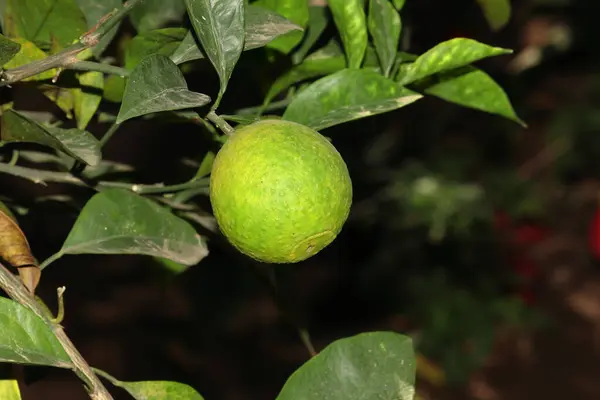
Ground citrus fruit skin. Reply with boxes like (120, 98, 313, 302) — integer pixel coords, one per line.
(209, 119, 352, 263)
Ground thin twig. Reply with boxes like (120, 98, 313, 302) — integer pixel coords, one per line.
(207, 111, 235, 135)
(0, 262, 113, 399)
(0, 0, 143, 86)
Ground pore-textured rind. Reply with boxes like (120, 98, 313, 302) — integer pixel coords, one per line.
(209, 119, 353, 263)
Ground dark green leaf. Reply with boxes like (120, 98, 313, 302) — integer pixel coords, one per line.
(291, 5, 329, 64)
(0, 297, 71, 368)
(392, 0, 406, 10)
(116, 54, 211, 124)
(170, 6, 302, 65)
(75, 0, 122, 57)
(130, 0, 186, 33)
(252, 0, 308, 54)
(476, 0, 511, 32)
(283, 68, 422, 130)
(397, 38, 512, 85)
(118, 380, 205, 400)
(3, 0, 87, 49)
(58, 189, 209, 266)
(424, 66, 524, 125)
(244, 4, 303, 50)
(185, 0, 245, 105)
(125, 28, 188, 70)
(327, 0, 368, 68)
(276, 331, 416, 400)
(73, 71, 104, 130)
(0, 379, 21, 400)
(264, 41, 346, 106)
(368, 0, 401, 77)
(2, 37, 56, 81)
(1, 110, 101, 166)
(0, 33, 19, 65)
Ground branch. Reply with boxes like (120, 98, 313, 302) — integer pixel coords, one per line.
(0, 0, 143, 86)
(0, 162, 210, 195)
(0, 262, 113, 400)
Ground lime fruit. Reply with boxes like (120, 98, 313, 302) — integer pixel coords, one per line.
(209, 119, 352, 263)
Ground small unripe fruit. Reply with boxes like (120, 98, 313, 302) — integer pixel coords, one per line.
(209, 119, 352, 263)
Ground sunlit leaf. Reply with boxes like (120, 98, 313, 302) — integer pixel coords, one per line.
(368, 0, 401, 77)
(130, 0, 186, 33)
(0, 380, 21, 400)
(283, 68, 422, 130)
(423, 66, 524, 125)
(1, 109, 101, 166)
(116, 54, 211, 124)
(73, 71, 104, 130)
(0, 297, 71, 367)
(185, 0, 245, 105)
(276, 332, 416, 400)
(397, 38, 512, 85)
(475, 0, 511, 32)
(2, 38, 56, 81)
(56, 189, 208, 266)
(40, 85, 74, 118)
(392, 0, 406, 10)
(327, 0, 368, 68)
(75, 0, 122, 57)
(3, 0, 87, 49)
(0, 33, 20, 65)
(252, 0, 308, 54)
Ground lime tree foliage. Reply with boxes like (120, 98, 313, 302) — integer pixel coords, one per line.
(0, 0, 520, 398)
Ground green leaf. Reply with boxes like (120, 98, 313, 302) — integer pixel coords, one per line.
(1, 109, 102, 166)
(74, 0, 122, 57)
(170, 6, 302, 65)
(276, 331, 416, 400)
(185, 0, 245, 106)
(424, 66, 525, 125)
(125, 28, 188, 70)
(2, 37, 56, 81)
(130, 0, 186, 33)
(397, 38, 512, 85)
(0, 297, 71, 368)
(103, 75, 127, 103)
(291, 5, 329, 64)
(264, 41, 346, 106)
(283, 68, 422, 130)
(392, 0, 406, 10)
(0, 33, 19, 65)
(0, 380, 21, 400)
(475, 0, 511, 32)
(117, 380, 205, 400)
(154, 257, 189, 275)
(58, 189, 208, 266)
(244, 4, 302, 51)
(73, 71, 104, 130)
(116, 54, 211, 124)
(40, 84, 75, 118)
(368, 0, 401, 77)
(327, 0, 368, 69)
(3, 0, 87, 49)
(252, 0, 308, 54)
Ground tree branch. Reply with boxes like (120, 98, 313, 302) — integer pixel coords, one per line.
(0, 262, 113, 399)
(0, 0, 143, 86)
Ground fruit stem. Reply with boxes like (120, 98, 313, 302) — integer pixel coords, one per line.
(206, 111, 235, 135)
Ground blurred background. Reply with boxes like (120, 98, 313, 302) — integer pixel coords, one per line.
(4, 0, 600, 399)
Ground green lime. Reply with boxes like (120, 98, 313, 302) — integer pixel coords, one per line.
(209, 119, 352, 263)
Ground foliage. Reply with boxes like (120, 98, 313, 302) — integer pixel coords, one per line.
(0, 0, 532, 399)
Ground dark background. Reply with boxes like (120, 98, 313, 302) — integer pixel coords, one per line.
(4, 0, 600, 399)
